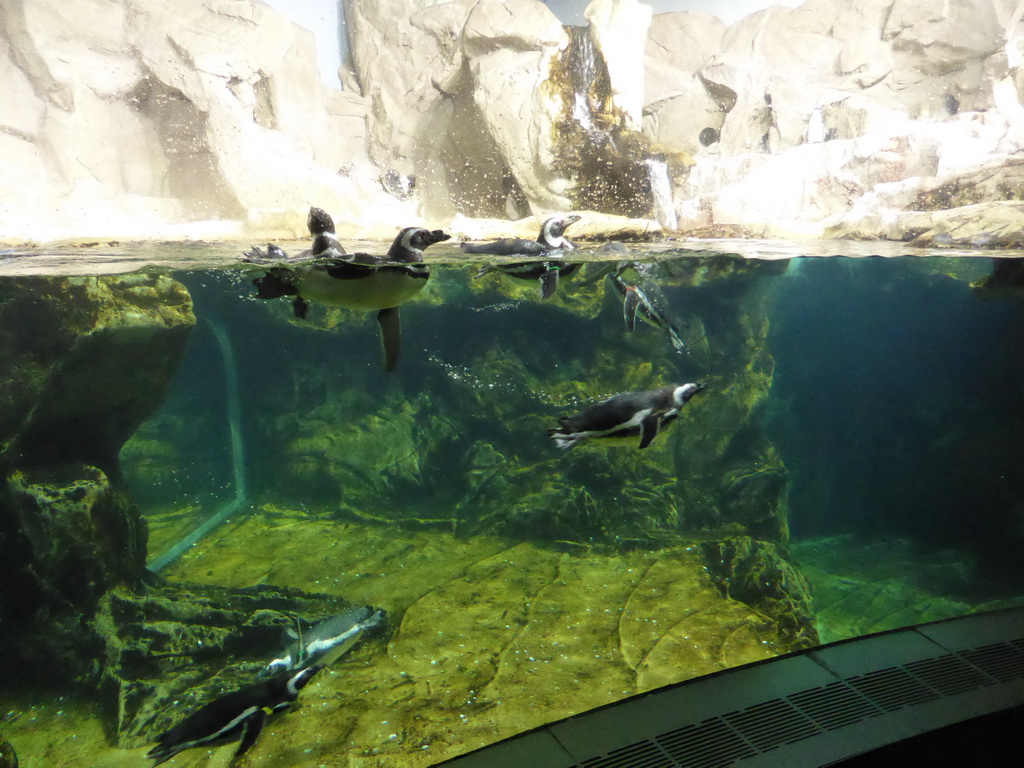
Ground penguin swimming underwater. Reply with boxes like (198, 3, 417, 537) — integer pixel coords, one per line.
(610, 269, 686, 353)
(464, 214, 582, 299)
(548, 383, 705, 450)
(248, 224, 450, 372)
(263, 606, 386, 676)
(146, 665, 321, 766)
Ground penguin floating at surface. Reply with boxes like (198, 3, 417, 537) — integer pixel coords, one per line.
(463, 213, 582, 299)
(548, 382, 706, 450)
(246, 209, 450, 372)
(147, 665, 321, 766)
(246, 207, 346, 264)
(263, 605, 386, 677)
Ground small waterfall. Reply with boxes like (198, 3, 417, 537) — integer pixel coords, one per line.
(566, 26, 599, 131)
(644, 158, 677, 231)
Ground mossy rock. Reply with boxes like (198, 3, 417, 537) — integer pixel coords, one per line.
(701, 536, 818, 648)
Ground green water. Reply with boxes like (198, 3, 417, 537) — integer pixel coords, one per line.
(1, 243, 1022, 767)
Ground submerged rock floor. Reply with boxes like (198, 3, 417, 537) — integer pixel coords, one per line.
(2, 510, 1020, 767)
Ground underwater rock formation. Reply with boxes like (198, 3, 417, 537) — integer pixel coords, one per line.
(702, 536, 817, 648)
(230, 256, 791, 552)
(0, 275, 379, 748)
(91, 583, 361, 745)
(0, 735, 16, 768)
(0, 275, 194, 682)
(0, 276, 194, 475)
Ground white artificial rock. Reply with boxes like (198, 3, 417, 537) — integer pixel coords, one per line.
(0, 0, 385, 242)
(584, 0, 653, 130)
(1, 0, 1023, 243)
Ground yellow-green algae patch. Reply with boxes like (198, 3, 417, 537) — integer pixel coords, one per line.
(2, 508, 793, 767)
(162, 508, 781, 766)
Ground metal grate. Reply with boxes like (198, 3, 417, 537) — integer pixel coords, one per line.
(580, 740, 674, 768)
(723, 698, 821, 751)
(959, 642, 1024, 682)
(846, 666, 941, 712)
(444, 615, 1024, 768)
(656, 717, 757, 768)
(788, 681, 883, 731)
(903, 653, 996, 695)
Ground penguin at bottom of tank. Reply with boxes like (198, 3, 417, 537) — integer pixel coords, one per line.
(146, 665, 321, 766)
(548, 382, 705, 450)
(262, 605, 387, 676)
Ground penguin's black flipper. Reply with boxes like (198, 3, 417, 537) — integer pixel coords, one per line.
(253, 269, 297, 299)
(539, 268, 559, 299)
(232, 707, 268, 761)
(292, 296, 309, 320)
(637, 414, 661, 449)
(622, 285, 640, 332)
(377, 306, 401, 373)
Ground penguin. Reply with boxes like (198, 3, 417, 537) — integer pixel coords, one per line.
(244, 207, 344, 264)
(146, 665, 321, 766)
(610, 269, 686, 353)
(477, 260, 581, 300)
(548, 382, 705, 450)
(461, 214, 581, 257)
(248, 225, 450, 372)
(464, 214, 582, 299)
(263, 606, 386, 676)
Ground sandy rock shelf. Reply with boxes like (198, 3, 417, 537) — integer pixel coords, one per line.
(0, 508, 788, 768)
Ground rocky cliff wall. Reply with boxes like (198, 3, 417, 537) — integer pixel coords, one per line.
(0, 0, 411, 242)
(3, 0, 1024, 244)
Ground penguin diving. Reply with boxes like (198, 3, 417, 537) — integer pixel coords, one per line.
(245, 207, 450, 372)
(147, 665, 320, 766)
(548, 382, 705, 450)
(463, 213, 582, 299)
(609, 263, 686, 353)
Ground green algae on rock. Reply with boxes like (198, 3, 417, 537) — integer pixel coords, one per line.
(0, 733, 17, 768)
(0, 275, 195, 685)
(238, 258, 792, 554)
(150, 512, 803, 767)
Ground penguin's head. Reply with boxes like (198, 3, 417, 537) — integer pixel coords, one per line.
(284, 665, 322, 696)
(672, 382, 706, 406)
(389, 227, 452, 262)
(307, 207, 336, 237)
(539, 214, 581, 248)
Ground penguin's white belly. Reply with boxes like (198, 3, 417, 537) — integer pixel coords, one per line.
(297, 269, 426, 311)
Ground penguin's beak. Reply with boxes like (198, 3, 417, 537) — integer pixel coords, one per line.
(426, 229, 451, 246)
